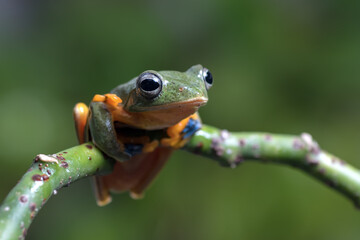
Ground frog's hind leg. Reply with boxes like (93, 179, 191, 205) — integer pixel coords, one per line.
(73, 102, 90, 143)
(73, 102, 112, 206)
(130, 147, 173, 199)
(101, 147, 173, 200)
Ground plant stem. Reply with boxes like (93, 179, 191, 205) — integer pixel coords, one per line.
(183, 124, 360, 207)
(2, 125, 360, 239)
(0, 143, 113, 240)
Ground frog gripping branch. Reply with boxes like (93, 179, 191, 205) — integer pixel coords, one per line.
(1, 65, 360, 240)
(73, 65, 209, 206)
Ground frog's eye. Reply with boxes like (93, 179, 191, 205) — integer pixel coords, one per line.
(202, 68, 213, 90)
(136, 72, 163, 99)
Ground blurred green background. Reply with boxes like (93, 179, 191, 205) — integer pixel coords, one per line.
(1, 0, 360, 239)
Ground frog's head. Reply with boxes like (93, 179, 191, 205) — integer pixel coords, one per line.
(118, 64, 213, 128)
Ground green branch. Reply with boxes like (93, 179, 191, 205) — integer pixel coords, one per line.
(183, 125, 360, 207)
(1, 125, 360, 239)
(0, 143, 113, 240)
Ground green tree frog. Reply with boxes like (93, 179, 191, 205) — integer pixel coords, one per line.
(73, 65, 213, 206)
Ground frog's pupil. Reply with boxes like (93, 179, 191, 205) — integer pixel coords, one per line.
(141, 79, 160, 92)
(205, 71, 213, 84)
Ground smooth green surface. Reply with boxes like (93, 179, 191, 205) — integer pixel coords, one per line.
(0, 1, 360, 240)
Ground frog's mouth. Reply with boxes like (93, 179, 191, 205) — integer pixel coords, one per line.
(159, 97, 208, 110)
(123, 97, 208, 130)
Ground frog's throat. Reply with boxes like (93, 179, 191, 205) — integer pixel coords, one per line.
(129, 97, 208, 112)
(112, 97, 207, 130)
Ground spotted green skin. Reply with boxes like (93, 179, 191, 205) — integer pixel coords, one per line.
(89, 65, 209, 161)
(111, 64, 208, 112)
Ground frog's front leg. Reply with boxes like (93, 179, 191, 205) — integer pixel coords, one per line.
(161, 113, 202, 148)
(89, 100, 130, 162)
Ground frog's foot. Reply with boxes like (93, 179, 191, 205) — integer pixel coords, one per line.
(142, 140, 159, 153)
(92, 93, 122, 108)
(92, 176, 112, 206)
(161, 118, 189, 148)
(129, 191, 144, 200)
(161, 113, 201, 149)
(73, 102, 89, 144)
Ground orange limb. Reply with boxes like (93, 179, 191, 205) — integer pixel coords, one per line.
(92, 94, 106, 102)
(73, 102, 89, 144)
(104, 93, 122, 107)
(92, 93, 122, 108)
(161, 113, 199, 148)
(74, 101, 114, 206)
(143, 140, 159, 153)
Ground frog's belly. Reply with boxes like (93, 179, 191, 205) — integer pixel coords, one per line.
(101, 146, 173, 196)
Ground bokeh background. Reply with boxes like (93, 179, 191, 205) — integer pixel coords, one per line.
(1, 0, 360, 239)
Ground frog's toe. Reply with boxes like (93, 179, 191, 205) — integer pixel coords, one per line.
(129, 191, 144, 200)
(104, 93, 122, 107)
(92, 176, 112, 206)
(73, 102, 89, 144)
(92, 93, 122, 108)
